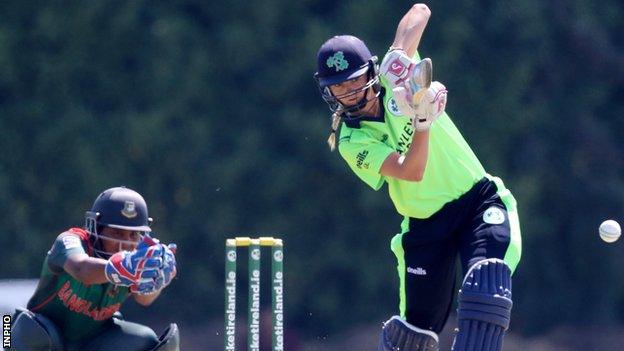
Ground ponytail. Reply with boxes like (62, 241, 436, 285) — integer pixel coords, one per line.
(327, 111, 343, 151)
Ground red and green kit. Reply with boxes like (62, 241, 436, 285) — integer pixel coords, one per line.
(27, 228, 131, 341)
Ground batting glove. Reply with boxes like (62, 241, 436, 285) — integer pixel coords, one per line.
(380, 49, 433, 117)
(412, 81, 448, 131)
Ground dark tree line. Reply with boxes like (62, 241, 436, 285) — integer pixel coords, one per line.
(0, 0, 622, 338)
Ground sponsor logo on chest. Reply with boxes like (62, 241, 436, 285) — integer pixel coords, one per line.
(56, 281, 122, 321)
(396, 120, 414, 154)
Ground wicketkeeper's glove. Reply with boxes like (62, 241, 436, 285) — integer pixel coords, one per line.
(151, 242, 177, 292)
(105, 236, 164, 294)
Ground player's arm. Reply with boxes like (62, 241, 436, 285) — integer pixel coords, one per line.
(391, 3, 431, 57)
(47, 233, 109, 285)
(379, 81, 448, 182)
(134, 289, 162, 306)
(380, 131, 430, 182)
(59, 234, 166, 292)
(63, 253, 110, 285)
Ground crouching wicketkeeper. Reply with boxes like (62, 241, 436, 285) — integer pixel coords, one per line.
(11, 187, 180, 351)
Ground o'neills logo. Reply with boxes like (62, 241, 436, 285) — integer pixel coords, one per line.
(356, 150, 370, 169)
(57, 282, 121, 321)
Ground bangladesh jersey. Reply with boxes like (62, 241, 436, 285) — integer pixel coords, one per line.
(27, 228, 130, 341)
(338, 50, 488, 219)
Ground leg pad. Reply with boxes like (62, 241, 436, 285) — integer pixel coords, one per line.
(149, 323, 179, 351)
(377, 316, 439, 351)
(11, 308, 64, 351)
(452, 259, 512, 351)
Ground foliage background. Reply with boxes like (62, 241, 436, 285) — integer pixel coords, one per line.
(0, 0, 622, 349)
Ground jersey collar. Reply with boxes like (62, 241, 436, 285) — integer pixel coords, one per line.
(343, 88, 386, 128)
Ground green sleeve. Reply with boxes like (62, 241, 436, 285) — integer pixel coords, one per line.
(338, 128, 394, 190)
(412, 50, 421, 61)
(47, 232, 87, 274)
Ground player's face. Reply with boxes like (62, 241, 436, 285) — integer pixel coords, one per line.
(99, 227, 142, 253)
(328, 74, 371, 107)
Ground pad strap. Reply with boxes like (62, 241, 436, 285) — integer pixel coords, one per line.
(452, 259, 513, 351)
(457, 290, 512, 329)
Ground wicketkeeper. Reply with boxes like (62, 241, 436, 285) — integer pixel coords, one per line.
(314, 3, 522, 351)
(11, 186, 179, 351)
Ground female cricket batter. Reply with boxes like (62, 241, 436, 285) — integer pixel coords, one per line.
(314, 4, 521, 351)
(11, 187, 179, 351)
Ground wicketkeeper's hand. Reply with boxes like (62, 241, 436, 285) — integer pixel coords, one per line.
(105, 236, 164, 290)
(151, 243, 177, 292)
(412, 81, 448, 131)
(134, 237, 177, 294)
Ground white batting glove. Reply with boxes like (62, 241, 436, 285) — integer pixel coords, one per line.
(412, 81, 448, 131)
(380, 49, 417, 86)
(380, 49, 433, 116)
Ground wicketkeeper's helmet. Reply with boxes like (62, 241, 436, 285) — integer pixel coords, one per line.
(85, 186, 152, 258)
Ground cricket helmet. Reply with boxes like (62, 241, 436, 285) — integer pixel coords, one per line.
(314, 35, 380, 120)
(85, 186, 152, 257)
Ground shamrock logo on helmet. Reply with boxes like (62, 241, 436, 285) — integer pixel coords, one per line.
(326, 51, 349, 72)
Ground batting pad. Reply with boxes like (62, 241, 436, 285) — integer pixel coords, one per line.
(452, 258, 512, 351)
(149, 323, 180, 351)
(377, 315, 439, 351)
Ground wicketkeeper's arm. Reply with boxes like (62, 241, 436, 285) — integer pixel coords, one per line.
(64, 253, 111, 285)
(392, 3, 431, 57)
(64, 248, 161, 287)
(133, 288, 162, 306)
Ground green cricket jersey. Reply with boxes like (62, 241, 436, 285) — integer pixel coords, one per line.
(27, 228, 130, 341)
(338, 50, 488, 219)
